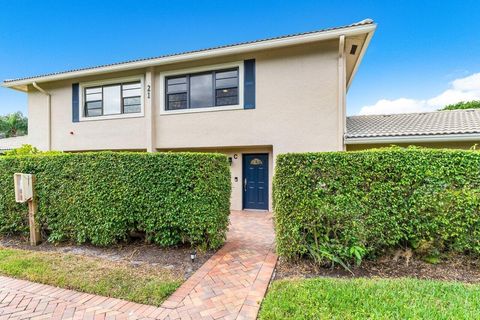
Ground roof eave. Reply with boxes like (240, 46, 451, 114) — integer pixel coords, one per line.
(2, 23, 376, 90)
(345, 133, 480, 145)
(346, 28, 375, 90)
(2, 84, 29, 92)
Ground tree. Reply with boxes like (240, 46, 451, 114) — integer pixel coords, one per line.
(0, 112, 28, 138)
(440, 100, 480, 111)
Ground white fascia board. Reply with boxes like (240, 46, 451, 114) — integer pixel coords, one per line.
(2, 24, 376, 91)
(345, 133, 480, 145)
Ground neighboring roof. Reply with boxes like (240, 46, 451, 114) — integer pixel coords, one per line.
(2, 19, 376, 91)
(346, 109, 480, 143)
(0, 135, 29, 152)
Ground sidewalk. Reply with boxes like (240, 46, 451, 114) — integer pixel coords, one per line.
(0, 211, 277, 320)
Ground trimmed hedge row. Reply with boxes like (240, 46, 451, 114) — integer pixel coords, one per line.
(274, 147, 480, 265)
(0, 152, 231, 249)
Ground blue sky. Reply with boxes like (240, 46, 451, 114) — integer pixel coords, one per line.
(1, 0, 479, 116)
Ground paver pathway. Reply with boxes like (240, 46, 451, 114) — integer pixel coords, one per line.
(0, 211, 277, 319)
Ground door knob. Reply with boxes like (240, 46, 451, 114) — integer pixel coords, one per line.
(244, 178, 247, 192)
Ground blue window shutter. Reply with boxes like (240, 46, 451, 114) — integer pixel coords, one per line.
(244, 59, 255, 109)
(72, 83, 79, 122)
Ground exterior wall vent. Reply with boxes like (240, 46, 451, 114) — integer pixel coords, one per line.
(350, 45, 358, 55)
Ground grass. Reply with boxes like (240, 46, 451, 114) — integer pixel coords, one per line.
(259, 277, 480, 320)
(0, 247, 182, 306)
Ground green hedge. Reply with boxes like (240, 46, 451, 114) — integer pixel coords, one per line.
(274, 147, 480, 266)
(0, 152, 231, 249)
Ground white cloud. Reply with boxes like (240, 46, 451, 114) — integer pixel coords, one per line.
(358, 72, 480, 115)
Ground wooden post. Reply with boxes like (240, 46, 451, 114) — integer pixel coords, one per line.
(27, 176, 41, 246)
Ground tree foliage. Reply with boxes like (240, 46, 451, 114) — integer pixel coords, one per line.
(0, 112, 28, 138)
(440, 100, 480, 111)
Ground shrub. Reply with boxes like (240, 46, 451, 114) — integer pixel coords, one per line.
(273, 147, 480, 266)
(3, 144, 63, 156)
(0, 152, 231, 249)
(4, 144, 41, 156)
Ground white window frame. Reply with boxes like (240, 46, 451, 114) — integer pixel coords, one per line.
(159, 61, 244, 115)
(79, 75, 145, 122)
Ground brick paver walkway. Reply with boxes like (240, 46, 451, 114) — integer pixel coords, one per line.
(0, 211, 277, 319)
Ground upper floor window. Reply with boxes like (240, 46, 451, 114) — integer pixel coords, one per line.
(84, 81, 142, 117)
(166, 68, 239, 111)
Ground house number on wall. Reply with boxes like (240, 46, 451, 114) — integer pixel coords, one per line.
(147, 85, 151, 99)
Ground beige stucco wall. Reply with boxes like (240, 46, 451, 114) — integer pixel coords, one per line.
(27, 69, 149, 152)
(154, 41, 342, 154)
(346, 141, 480, 151)
(25, 40, 343, 210)
(27, 40, 342, 153)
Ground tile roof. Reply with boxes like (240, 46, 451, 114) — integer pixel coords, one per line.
(346, 109, 480, 139)
(3, 19, 374, 84)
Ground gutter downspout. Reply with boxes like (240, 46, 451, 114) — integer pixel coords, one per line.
(32, 82, 52, 151)
(145, 68, 156, 152)
(338, 35, 346, 151)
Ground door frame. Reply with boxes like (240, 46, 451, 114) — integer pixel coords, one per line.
(242, 153, 269, 210)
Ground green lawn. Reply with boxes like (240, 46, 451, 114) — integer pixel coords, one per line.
(259, 277, 480, 320)
(0, 247, 182, 306)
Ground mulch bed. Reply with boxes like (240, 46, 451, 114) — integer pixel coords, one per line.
(275, 254, 480, 283)
(0, 235, 215, 279)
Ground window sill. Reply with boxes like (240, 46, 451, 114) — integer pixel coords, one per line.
(79, 112, 144, 122)
(160, 105, 244, 115)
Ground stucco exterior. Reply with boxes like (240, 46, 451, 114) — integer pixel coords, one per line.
(3, 21, 378, 211)
(20, 41, 348, 210)
(26, 41, 343, 154)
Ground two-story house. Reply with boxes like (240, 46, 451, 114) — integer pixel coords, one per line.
(1, 19, 376, 211)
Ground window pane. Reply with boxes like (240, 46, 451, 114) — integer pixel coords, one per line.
(124, 97, 141, 106)
(85, 87, 102, 94)
(103, 85, 121, 115)
(167, 76, 187, 85)
(168, 92, 187, 102)
(167, 83, 187, 93)
(216, 96, 238, 106)
(85, 103, 102, 117)
(86, 109, 102, 117)
(190, 73, 213, 108)
(216, 69, 238, 79)
(86, 101, 102, 110)
(122, 82, 141, 90)
(216, 88, 238, 106)
(167, 93, 187, 110)
(124, 104, 141, 114)
(86, 92, 102, 101)
(216, 87, 238, 98)
(215, 78, 237, 89)
(123, 88, 141, 97)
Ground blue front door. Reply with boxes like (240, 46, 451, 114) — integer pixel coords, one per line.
(243, 154, 269, 210)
